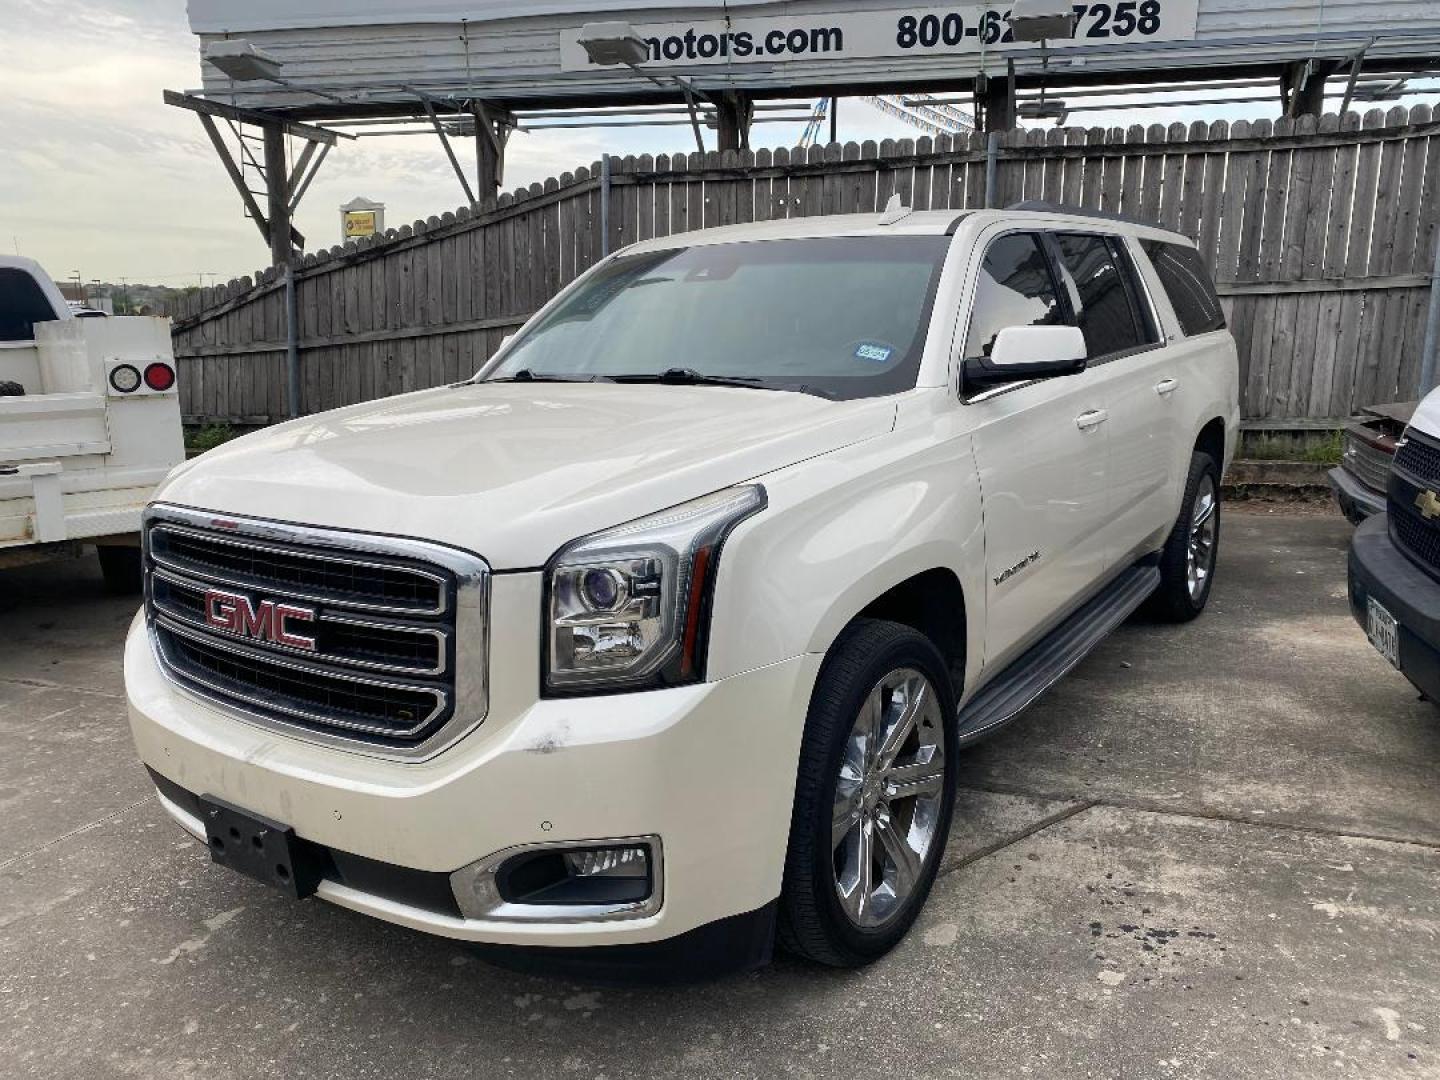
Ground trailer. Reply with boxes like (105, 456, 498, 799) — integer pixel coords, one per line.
(0, 257, 184, 591)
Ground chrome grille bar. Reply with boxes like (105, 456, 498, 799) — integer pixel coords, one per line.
(143, 504, 489, 761)
(150, 566, 449, 677)
(149, 523, 450, 616)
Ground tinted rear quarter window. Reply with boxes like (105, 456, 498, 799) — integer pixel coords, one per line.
(0, 268, 61, 343)
(1142, 241, 1226, 337)
(1054, 233, 1156, 359)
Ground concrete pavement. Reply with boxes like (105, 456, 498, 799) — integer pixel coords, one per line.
(1, 509, 1437, 1079)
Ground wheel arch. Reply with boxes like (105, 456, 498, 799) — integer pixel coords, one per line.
(1194, 415, 1228, 473)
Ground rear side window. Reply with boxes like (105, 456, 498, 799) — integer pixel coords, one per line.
(1054, 234, 1156, 360)
(0, 268, 61, 342)
(1142, 241, 1226, 336)
(964, 233, 1064, 360)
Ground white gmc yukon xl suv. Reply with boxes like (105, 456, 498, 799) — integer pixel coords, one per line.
(126, 204, 1238, 977)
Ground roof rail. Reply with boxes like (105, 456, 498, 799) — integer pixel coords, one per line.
(1005, 200, 1164, 231)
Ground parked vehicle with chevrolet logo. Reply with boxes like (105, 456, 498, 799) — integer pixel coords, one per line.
(1350, 387, 1440, 703)
(125, 202, 1238, 975)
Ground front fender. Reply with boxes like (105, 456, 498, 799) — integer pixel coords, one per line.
(706, 414, 987, 699)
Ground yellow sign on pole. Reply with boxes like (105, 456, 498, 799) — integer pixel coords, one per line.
(343, 210, 378, 238)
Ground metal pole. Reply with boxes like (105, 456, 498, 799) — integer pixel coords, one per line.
(285, 264, 302, 419)
(600, 153, 612, 257)
(1418, 231, 1440, 397)
(985, 132, 1001, 208)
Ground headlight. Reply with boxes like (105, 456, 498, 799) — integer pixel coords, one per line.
(545, 485, 766, 694)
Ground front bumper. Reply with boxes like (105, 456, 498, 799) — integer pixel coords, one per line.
(1348, 513, 1440, 701)
(1329, 466, 1386, 525)
(126, 608, 818, 951)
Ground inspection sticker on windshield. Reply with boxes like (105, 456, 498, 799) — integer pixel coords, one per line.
(854, 342, 894, 364)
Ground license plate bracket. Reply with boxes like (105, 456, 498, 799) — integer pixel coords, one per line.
(1366, 596, 1401, 670)
(198, 794, 325, 900)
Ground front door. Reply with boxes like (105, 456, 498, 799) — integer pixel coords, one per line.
(961, 230, 1113, 671)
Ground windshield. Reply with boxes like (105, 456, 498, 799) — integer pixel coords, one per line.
(480, 235, 951, 400)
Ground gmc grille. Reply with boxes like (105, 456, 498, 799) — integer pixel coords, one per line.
(144, 506, 489, 758)
(1389, 429, 1440, 582)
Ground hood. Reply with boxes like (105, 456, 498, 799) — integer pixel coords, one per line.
(1407, 389, 1440, 442)
(158, 382, 896, 568)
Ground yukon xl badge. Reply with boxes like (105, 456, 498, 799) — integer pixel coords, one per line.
(204, 588, 318, 652)
(994, 551, 1042, 587)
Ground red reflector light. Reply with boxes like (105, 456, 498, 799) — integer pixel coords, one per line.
(143, 362, 176, 392)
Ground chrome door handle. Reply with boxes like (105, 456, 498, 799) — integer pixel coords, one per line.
(1155, 378, 1180, 397)
(1075, 409, 1109, 431)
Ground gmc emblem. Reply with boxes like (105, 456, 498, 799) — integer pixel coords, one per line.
(204, 588, 317, 652)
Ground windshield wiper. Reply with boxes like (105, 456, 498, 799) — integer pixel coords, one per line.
(609, 368, 772, 390)
(483, 369, 609, 384)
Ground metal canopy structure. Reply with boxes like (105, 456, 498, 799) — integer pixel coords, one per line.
(172, 0, 1440, 268)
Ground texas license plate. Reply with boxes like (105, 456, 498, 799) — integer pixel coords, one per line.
(1367, 597, 1400, 669)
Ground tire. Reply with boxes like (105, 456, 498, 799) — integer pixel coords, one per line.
(0, 380, 24, 397)
(97, 546, 143, 595)
(778, 618, 958, 967)
(1145, 450, 1220, 623)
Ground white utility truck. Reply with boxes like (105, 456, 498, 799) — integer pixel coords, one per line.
(0, 256, 184, 591)
(126, 204, 1238, 977)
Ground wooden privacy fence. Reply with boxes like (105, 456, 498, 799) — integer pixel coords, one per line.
(171, 105, 1440, 427)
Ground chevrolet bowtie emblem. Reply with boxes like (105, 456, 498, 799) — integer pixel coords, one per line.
(1416, 490, 1440, 520)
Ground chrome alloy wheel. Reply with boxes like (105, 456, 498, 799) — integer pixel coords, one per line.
(832, 668, 947, 929)
(1186, 474, 1218, 602)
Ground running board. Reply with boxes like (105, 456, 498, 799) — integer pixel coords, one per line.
(955, 562, 1161, 744)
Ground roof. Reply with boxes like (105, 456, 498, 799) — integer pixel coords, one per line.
(625, 207, 1190, 254)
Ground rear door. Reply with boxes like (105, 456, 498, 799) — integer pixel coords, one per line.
(1050, 231, 1172, 567)
(963, 230, 1114, 670)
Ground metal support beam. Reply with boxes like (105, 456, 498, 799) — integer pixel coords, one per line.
(680, 82, 706, 153)
(288, 141, 330, 213)
(196, 113, 271, 245)
(1340, 38, 1377, 116)
(163, 90, 349, 145)
(716, 92, 754, 152)
(1283, 58, 1344, 118)
(415, 91, 477, 205)
(980, 65, 1017, 132)
(263, 124, 294, 267)
(472, 102, 508, 201)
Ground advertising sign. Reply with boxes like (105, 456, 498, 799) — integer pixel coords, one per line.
(561, 2, 1201, 71)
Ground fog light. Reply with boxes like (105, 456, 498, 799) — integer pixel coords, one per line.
(563, 845, 647, 878)
(449, 837, 662, 921)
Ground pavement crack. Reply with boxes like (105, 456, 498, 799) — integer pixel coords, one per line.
(0, 675, 124, 699)
(953, 781, 1440, 852)
(939, 799, 1097, 878)
(0, 796, 154, 873)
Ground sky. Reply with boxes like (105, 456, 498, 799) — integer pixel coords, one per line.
(2, 0, 1436, 287)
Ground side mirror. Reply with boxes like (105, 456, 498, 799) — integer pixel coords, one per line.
(963, 325, 1088, 390)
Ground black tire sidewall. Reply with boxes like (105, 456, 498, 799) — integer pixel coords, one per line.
(798, 622, 959, 962)
(1153, 451, 1220, 620)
